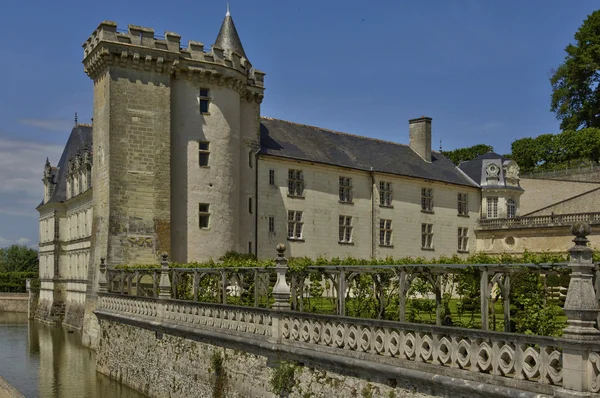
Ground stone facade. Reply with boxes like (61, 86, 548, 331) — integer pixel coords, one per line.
(257, 157, 480, 259)
(0, 294, 28, 313)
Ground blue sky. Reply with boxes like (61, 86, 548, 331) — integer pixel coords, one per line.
(0, 0, 597, 248)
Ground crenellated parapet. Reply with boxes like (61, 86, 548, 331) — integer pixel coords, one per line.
(82, 21, 265, 99)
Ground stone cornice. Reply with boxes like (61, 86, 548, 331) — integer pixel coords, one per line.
(82, 21, 265, 101)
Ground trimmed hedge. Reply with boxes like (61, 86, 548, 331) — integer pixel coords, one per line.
(0, 272, 38, 293)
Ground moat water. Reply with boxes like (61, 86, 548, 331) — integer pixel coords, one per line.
(0, 312, 147, 398)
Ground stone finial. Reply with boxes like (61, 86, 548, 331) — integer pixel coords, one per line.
(272, 244, 290, 310)
(98, 257, 108, 293)
(74, 112, 78, 126)
(161, 253, 168, 266)
(562, 222, 600, 340)
(571, 221, 591, 246)
(276, 243, 286, 258)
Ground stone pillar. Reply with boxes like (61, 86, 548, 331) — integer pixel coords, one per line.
(98, 258, 107, 293)
(158, 253, 171, 299)
(271, 244, 290, 344)
(272, 244, 290, 310)
(557, 222, 600, 397)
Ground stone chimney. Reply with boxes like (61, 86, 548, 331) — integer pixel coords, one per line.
(409, 116, 432, 163)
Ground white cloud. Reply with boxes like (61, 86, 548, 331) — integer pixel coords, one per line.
(0, 236, 33, 248)
(19, 118, 72, 132)
(16, 237, 30, 246)
(0, 139, 63, 200)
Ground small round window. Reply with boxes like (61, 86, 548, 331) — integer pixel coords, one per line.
(505, 236, 515, 247)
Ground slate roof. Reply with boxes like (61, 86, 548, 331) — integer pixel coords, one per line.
(213, 12, 247, 59)
(259, 118, 479, 188)
(458, 152, 510, 185)
(38, 124, 92, 207)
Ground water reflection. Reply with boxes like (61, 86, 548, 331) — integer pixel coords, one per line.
(0, 312, 146, 398)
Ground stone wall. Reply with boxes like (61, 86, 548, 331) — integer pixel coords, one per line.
(519, 178, 600, 215)
(0, 294, 28, 313)
(96, 318, 433, 398)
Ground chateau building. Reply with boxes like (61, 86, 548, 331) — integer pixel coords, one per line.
(35, 10, 540, 335)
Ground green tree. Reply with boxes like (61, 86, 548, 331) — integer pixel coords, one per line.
(510, 137, 538, 172)
(441, 143, 494, 165)
(0, 245, 39, 273)
(550, 10, 600, 131)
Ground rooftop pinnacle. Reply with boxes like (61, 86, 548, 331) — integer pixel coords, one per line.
(213, 4, 248, 59)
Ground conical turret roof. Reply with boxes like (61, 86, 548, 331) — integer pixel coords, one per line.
(213, 5, 248, 59)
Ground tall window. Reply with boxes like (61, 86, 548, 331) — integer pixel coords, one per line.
(379, 181, 392, 206)
(339, 215, 353, 243)
(458, 227, 469, 252)
(487, 197, 498, 218)
(288, 169, 304, 197)
(199, 141, 210, 166)
(421, 223, 434, 249)
(457, 193, 469, 216)
(507, 199, 516, 218)
(287, 211, 303, 240)
(199, 203, 210, 229)
(379, 219, 392, 246)
(268, 216, 275, 233)
(199, 89, 210, 114)
(421, 188, 433, 212)
(269, 169, 275, 186)
(339, 177, 353, 203)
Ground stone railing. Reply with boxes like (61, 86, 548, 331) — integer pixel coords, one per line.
(478, 211, 600, 229)
(280, 312, 566, 391)
(105, 259, 571, 334)
(95, 224, 600, 396)
(522, 164, 600, 179)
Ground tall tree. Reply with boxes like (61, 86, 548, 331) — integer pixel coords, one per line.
(441, 144, 494, 165)
(550, 10, 600, 131)
(0, 245, 38, 273)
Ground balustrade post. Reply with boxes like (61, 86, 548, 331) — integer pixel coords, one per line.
(221, 270, 227, 304)
(557, 222, 600, 397)
(338, 270, 346, 316)
(398, 269, 408, 322)
(480, 267, 489, 331)
(158, 253, 171, 299)
(271, 244, 291, 345)
(272, 244, 291, 310)
(98, 257, 108, 293)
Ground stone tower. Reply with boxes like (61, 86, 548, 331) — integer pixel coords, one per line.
(80, 10, 264, 346)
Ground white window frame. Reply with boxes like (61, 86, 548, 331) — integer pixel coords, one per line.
(421, 223, 434, 249)
(288, 170, 304, 197)
(487, 197, 499, 218)
(287, 211, 303, 240)
(338, 215, 353, 243)
(269, 169, 275, 186)
(268, 216, 275, 233)
(379, 219, 393, 246)
(339, 177, 353, 203)
(421, 188, 433, 212)
(457, 193, 469, 216)
(379, 181, 392, 206)
(458, 227, 469, 252)
(507, 199, 516, 218)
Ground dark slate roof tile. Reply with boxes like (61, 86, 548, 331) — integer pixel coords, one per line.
(259, 118, 479, 188)
(39, 124, 92, 207)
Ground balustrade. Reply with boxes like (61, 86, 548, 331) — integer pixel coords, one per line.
(95, 223, 600, 396)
